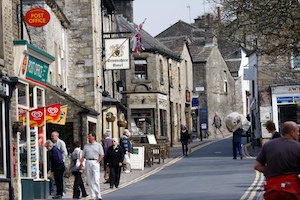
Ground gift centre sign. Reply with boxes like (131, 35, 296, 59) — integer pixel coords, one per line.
(25, 8, 50, 27)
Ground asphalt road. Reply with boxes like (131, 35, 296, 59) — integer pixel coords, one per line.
(102, 138, 264, 200)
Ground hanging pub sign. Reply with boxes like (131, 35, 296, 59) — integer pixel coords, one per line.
(24, 8, 50, 27)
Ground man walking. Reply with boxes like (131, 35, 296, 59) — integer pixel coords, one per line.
(81, 132, 104, 200)
(254, 121, 300, 199)
(51, 131, 68, 195)
(120, 129, 132, 173)
(102, 131, 113, 183)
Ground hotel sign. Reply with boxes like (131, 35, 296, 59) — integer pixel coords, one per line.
(104, 38, 130, 70)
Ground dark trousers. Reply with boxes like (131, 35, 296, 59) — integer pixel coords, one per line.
(109, 166, 121, 187)
(232, 139, 242, 158)
(53, 170, 64, 196)
(181, 141, 188, 155)
(72, 171, 87, 198)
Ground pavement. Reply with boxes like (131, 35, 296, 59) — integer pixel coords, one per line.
(37, 135, 261, 200)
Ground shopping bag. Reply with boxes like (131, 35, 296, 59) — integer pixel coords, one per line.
(123, 154, 131, 164)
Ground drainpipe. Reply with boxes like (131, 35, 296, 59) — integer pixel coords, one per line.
(167, 59, 173, 147)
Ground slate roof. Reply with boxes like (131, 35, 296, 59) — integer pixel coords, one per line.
(46, 83, 99, 116)
(218, 39, 242, 73)
(156, 20, 199, 39)
(157, 36, 188, 57)
(115, 15, 180, 60)
(189, 44, 213, 63)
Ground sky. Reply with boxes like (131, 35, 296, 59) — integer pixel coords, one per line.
(133, 0, 218, 37)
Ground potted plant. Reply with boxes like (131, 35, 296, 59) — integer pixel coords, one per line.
(117, 113, 127, 127)
(106, 112, 116, 122)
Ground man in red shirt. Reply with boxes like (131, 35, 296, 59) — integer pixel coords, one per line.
(254, 121, 300, 200)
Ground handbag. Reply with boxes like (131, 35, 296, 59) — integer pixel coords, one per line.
(76, 158, 86, 170)
(75, 152, 86, 170)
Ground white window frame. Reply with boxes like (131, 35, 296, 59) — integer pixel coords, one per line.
(0, 99, 7, 177)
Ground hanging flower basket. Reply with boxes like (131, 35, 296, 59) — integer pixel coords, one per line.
(117, 120, 127, 127)
(106, 112, 116, 122)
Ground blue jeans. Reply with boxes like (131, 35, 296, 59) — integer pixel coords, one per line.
(232, 139, 242, 158)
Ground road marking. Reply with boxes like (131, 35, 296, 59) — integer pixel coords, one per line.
(102, 140, 217, 195)
(240, 170, 265, 200)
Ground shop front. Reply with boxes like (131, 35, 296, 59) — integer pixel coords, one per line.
(13, 40, 55, 199)
(0, 72, 18, 199)
(271, 85, 300, 130)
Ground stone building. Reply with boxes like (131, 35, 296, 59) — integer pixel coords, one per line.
(156, 18, 236, 138)
(116, 14, 193, 146)
(248, 51, 300, 145)
(0, 1, 19, 199)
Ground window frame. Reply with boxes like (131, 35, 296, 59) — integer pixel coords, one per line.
(223, 70, 228, 93)
(134, 59, 148, 80)
(0, 99, 7, 177)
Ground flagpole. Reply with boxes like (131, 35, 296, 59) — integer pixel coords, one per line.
(101, 18, 147, 66)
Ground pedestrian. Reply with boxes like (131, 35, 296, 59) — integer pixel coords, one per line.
(265, 120, 281, 139)
(51, 131, 68, 195)
(120, 129, 132, 173)
(102, 131, 113, 183)
(106, 138, 124, 189)
(254, 121, 300, 200)
(68, 141, 89, 199)
(81, 132, 104, 200)
(232, 128, 243, 159)
(212, 112, 224, 138)
(180, 125, 190, 156)
(44, 139, 65, 199)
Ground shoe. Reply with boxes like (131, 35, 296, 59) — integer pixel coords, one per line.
(240, 154, 243, 159)
(124, 170, 130, 173)
(115, 185, 118, 188)
(233, 157, 236, 159)
(82, 194, 89, 198)
(52, 195, 62, 199)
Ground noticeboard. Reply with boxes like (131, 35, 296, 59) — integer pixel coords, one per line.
(130, 146, 144, 170)
(199, 108, 208, 130)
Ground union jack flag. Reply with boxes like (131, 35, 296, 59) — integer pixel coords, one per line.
(131, 20, 146, 54)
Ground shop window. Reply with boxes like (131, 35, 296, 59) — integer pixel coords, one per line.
(18, 83, 28, 106)
(134, 59, 147, 80)
(0, 99, 5, 176)
(131, 109, 154, 135)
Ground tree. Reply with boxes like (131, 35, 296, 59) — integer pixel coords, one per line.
(215, 0, 300, 56)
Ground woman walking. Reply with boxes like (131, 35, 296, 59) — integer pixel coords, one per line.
(180, 125, 190, 156)
(68, 141, 89, 199)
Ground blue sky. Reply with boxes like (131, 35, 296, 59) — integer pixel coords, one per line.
(133, 0, 217, 36)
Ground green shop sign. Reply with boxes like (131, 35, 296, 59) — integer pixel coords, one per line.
(25, 55, 49, 86)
